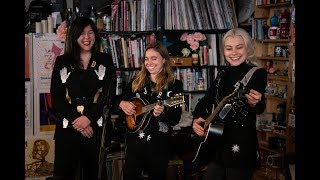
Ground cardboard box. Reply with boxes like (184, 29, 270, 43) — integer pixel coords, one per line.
(169, 57, 192, 66)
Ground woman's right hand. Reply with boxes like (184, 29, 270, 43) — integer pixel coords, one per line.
(192, 117, 206, 136)
(119, 101, 136, 115)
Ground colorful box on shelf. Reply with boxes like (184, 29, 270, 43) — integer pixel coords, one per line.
(169, 57, 192, 67)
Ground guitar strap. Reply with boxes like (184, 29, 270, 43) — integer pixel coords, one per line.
(233, 66, 260, 92)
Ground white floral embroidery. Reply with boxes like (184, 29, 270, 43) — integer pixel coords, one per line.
(157, 91, 162, 99)
(143, 87, 147, 94)
(147, 135, 152, 141)
(138, 132, 145, 139)
(231, 144, 240, 153)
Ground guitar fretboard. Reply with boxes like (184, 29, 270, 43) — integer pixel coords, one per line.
(204, 92, 236, 130)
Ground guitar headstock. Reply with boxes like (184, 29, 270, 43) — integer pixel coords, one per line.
(164, 93, 185, 107)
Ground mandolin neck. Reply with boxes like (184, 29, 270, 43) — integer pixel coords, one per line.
(142, 103, 157, 113)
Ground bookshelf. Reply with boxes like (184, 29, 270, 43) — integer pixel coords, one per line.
(97, 0, 238, 114)
(94, 1, 238, 179)
(253, 0, 295, 179)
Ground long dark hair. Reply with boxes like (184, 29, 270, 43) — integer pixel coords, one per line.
(64, 16, 101, 67)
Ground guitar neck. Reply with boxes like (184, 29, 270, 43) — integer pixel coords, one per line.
(204, 92, 235, 129)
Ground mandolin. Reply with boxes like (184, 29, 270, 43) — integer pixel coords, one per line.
(126, 94, 184, 133)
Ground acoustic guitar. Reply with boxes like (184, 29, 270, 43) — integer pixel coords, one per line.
(192, 90, 241, 163)
(126, 94, 185, 133)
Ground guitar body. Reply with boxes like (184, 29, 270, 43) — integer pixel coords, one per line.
(192, 122, 224, 163)
(125, 97, 152, 133)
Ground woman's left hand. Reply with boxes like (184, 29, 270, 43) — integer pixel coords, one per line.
(153, 104, 164, 117)
(72, 115, 91, 131)
(245, 89, 262, 107)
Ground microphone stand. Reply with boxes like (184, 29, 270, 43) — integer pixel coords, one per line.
(98, 103, 111, 180)
(98, 73, 116, 180)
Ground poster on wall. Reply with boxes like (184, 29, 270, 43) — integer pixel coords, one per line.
(25, 137, 54, 178)
(25, 34, 32, 79)
(25, 81, 33, 136)
(32, 33, 64, 90)
(34, 89, 57, 135)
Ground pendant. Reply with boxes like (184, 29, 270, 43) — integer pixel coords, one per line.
(77, 105, 84, 114)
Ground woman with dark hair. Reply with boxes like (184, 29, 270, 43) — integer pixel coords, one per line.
(50, 16, 116, 180)
(118, 41, 183, 180)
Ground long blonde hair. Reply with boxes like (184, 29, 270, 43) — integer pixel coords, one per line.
(132, 41, 175, 93)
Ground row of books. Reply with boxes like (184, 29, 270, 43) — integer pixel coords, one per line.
(101, 33, 156, 68)
(110, 0, 158, 32)
(164, 0, 238, 30)
(174, 67, 217, 92)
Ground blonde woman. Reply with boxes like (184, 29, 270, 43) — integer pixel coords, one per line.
(119, 41, 183, 180)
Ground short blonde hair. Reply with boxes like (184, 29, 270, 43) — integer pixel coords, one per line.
(222, 28, 257, 65)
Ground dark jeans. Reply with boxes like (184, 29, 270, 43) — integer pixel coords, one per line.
(202, 162, 253, 180)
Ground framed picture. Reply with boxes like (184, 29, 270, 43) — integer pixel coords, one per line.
(25, 81, 33, 137)
(25, 136, 54, 178)
(34, 89, 56, 135)
(32, 33, 64, 90)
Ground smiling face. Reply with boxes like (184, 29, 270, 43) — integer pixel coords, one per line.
(224, 35, 248, 66)
(144, 48, 165, 81)
(77, 25, 95, 52)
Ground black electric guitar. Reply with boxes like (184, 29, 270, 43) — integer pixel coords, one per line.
(126, 94, 185, 133)
(192, 90, 241, 163)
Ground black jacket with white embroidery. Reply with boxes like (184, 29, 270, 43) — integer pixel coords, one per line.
(193, 62, 267, 169)
(50, 52, 116, 140)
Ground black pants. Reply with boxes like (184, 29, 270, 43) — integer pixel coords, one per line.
(53, 136, 100, 180)
(123, 133, 170, 180)
(202, 161, 253, 180)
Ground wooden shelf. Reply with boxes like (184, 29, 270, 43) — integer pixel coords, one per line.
(239, 22, 252, 26)
(265, 95, 287, 102)
(256, 39, 291, 43)
(257, 2, 291, 8)
(99, 30, 157, 35)
(257, 56, 289, 61)
(267, 74, 288, 81)
(259, 145, 285, 155)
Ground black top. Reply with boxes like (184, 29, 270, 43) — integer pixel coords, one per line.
(50, 52, 116, 140)
(120, 78, 184, 135)
(193, 62, 267, 169)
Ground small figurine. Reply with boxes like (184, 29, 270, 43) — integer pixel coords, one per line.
(266, 60, 275, 74)
(181, 48, 191, 57)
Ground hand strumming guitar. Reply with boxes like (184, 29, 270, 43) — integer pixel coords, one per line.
(119, 101, 136, 115)
(192, 117, 206, 136)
